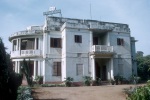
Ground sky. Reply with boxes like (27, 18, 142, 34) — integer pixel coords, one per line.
(0, 0, 150, 55)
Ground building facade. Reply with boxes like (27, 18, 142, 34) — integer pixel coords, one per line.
(9, 11, 137, 83)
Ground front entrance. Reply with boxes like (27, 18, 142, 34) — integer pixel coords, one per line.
(95, 59, 109, 81)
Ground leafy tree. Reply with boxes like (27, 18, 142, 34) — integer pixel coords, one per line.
(0, 38, 10, 99)
(21, 59, 33, 87)
(136, 55, 150, 80)
(0, 38, 22, 100)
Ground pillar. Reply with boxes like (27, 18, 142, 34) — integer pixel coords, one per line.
(35, 38, 37, 50)
(18, 61, 20, 73)
(92, 57, 95, 80)
(43, 60, 46, 83)
(33, 61, 36, 79)
(110, 58, 114, 79)
(15, 61, 17, 73)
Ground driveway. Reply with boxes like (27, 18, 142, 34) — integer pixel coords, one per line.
(32, 85, 135, 100)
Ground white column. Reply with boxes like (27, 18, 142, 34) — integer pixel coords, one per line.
(110, 58, 114, 79)
(17, 39, 19, 50)
(33, 61, 36, 79)
(18, 61, 20, 73)
(92, 57, 95, 80)
(16, 61, 18, 73)
(43, 33, 48, 58)
(15, 61, 17, 73)
(43, 60, 46, 83)
(18, 39, 21, 56)
(12, 40, 14, 51)
(89, 31, 93, 51)
(35, 38, 37, 50)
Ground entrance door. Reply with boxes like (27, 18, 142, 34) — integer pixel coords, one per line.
(95, 62, 100, 79)
(93, 37, 98, 45)
(102, 65, 107, 81)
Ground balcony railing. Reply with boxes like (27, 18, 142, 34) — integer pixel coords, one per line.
(92, 45, 113, 52)
(11, 50, 41, 57)
(10, 26, 43, 38)
(21, 50, 41, 56)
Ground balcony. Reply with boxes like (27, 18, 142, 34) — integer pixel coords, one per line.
(91, 45, 114, 57)
(92, 45, 113, 52)
(11, 50, 42, 58)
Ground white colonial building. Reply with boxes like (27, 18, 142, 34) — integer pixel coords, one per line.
(9, 9, 137, 83)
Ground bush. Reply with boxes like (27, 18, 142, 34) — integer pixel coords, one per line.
(41, 84, 65, 87)
(114, 75, 124, 85)
(129, 75, 141, 84)
(125, 80, 150, 100)
(34, 76, 43, 84)
(17, 86, 33, 100)
(83, 76, 92, 86)
(64, 77, 74, 87)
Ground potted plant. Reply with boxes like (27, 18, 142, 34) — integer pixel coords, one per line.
(109, 79, 115, 85)
(114, 74, 123, 85)
(83, 76, 92, 86)
(96, 77, 101, 86)
(35, 76, 43, 84)
(64, 77, 74, 87)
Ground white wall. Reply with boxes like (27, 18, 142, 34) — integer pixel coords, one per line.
(109, 32, 132, 79)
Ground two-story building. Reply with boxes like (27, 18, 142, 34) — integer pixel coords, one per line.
(9, 10, 137, 83)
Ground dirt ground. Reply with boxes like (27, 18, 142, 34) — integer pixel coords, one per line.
(32, 84, 136, 100)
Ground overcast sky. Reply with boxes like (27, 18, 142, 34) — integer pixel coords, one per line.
(0, 0, 150, 55)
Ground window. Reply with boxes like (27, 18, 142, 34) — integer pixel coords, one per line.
(118, 64, 123, 76)
(53, 62, 61, 76)
(51, 38, 61, 48)
(75, 35, 82, 43)
(117, 38, 124, 46)
(13, 40, 17, 51)
(76, 64, 83, 75)
(21, 38, 35, 50)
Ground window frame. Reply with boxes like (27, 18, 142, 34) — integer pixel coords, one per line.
(76, 64, 83, 76)
(74, 35, 82, 43)
(50, 38, 62, 48)
(53, 62, 61, 76)
(117, 38, 124, 46)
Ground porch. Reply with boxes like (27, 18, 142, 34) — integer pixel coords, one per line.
(91, 57, 114, 81)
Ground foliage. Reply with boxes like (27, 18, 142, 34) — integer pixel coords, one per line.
(109, 78, 115, 85)
(0, 38, 10, 99)
(8, 72, 23, 99)
(41, 84, 65, 87)
(0, 38, 23, 100)
(136, 55, 150, 80)
(114, 74, 124, 84)
(83, 76, 92, 86)
(34, 76, 43, 85)
(94, 77, 101, 86)
(64, 77, 74, 87)
(129, 75, 141, 84)
(17, 86, 33, 100)
(125, 80, 150, 100)
(21, 59, 33, 87)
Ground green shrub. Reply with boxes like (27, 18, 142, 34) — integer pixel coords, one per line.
(125, 80, 150, 100)
(21, 59, 33, 87)
(41, 84, 65, 87)
(34, 76, 43, 84)
(83, 76, 92, 86)
(129, 75, 141, 84)
(17, 86, 33, 100)
(64, 77, 74, 87)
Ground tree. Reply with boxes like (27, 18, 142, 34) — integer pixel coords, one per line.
(0, 38, 10, 99)
(21, 59, 33, 87)
(136, 55, 150, 80)
(0, 38, 22, 100)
